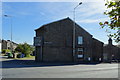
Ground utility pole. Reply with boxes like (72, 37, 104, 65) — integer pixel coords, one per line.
(4, 15, 13, 53)
(73, 2, 82, 62)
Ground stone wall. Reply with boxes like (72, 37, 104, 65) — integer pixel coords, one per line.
(35, 18, 101, 62)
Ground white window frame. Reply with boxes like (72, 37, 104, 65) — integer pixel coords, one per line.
(78, 36, 83, 44)
(78, 54, 83, 58)
(78, 48, 83, 52)
(34, 37, 41, 46)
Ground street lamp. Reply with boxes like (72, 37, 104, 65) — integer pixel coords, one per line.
(4, 15, 13, 53)
(73, 2, 82, 62)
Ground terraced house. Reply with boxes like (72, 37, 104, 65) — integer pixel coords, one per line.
(34, 17, 104, 63)
(103, 38, 120, 62)
(2, 39, 18, 51)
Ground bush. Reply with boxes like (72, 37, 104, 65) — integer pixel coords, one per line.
(17, 54, 22, 58)
(17, 53, 25, 58)
(7, 52, 13, 58)
(6, 49, 11, 53)
(2, 49, 6, 54)
(2, 49, 11, 54)
(15, 43, 34, 57)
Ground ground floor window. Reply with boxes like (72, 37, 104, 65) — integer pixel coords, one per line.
(78, 54, 83, 58)
(77, 48, 83, 51)
(77, 48, 84, 58)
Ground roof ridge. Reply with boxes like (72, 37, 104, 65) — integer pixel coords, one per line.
(35, 17, 70, 31)
(35, 17, 92, 37)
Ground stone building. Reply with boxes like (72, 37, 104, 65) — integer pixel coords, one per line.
(2, 39, 18, 51)
(34, 17, 103, 63)
(103, 38, 120, 62)
(92, 38, 104, 62)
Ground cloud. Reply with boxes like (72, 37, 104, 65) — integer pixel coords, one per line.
(2, 0, 108, 2)
(35, 2, 75, 20)
(3, 2, 108, 22)
(2, 3, 38, 17)
(0, 2, 2, 17)
(16, 11, 31, 16)
(77, 18, 109, 23)
(75, 1, 106, 19)
(33, 1, 108, 25)
(71, 0, 109, 25)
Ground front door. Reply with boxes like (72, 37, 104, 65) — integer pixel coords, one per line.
(103, 53, 108, 61)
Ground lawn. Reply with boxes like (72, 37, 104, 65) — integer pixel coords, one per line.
(14, 56, 35, 60)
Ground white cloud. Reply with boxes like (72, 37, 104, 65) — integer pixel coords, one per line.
(1, 0, 105, 2)
(2, 0, 110, 2)
(75, 1, 106, 18)
(108, 0, 120, 2)
(16, 11, 31, 16)
(77, 18, 109, 23)
(33, 1, 108, 25)
(71, 0, 109, 24)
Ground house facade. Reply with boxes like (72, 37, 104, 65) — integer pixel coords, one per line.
(92, 38, 104, 62)
(103, 38, 120, 62)
(34, 17, 103, 63)
(2, 39, 18, 51)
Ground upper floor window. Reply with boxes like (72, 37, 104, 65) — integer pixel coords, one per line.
(78, 36, 83, 44)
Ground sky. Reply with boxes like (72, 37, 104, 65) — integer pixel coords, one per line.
(1, 0, 118, 45)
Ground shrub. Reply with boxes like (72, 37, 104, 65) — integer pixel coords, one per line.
(15, 43, 34, 57)
(2, 49, 11, 54)
(17, 54, 22, 58)
(7, 52, 13, 58)
(2, 49, 6, 54)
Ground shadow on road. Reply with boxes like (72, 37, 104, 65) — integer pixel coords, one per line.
(1, 59, 100, 69)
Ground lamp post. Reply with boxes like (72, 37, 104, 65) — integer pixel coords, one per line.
(73, 2, 82, 62)
(4, 15, 13, 53)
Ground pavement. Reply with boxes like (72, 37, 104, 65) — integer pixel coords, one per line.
(0, 55, 119, 78)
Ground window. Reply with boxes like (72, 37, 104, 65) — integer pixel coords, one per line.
(34, 37, 42, 46)
(78, 48, 83, 52)
(77, 48, 83, 58)
(78, 55, 83, 58)
(78, 36, 83, 44)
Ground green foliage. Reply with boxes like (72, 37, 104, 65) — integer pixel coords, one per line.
(2, 49, 6, 54)
(17, 53, 22, 58)
(2, 49, 11, 54)
(8, 52, 13, 58)
(6, 49, 11, 53)
(99, 0, 120, 42)
(15, 43, 34, 57)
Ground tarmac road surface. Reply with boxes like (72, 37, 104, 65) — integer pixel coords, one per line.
(1, 56, 119, 78)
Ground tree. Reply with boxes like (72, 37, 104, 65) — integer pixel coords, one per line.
(15, 43, 34, 57)
(99, 0, 120, 42)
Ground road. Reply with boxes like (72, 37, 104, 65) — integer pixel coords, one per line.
(1, 56, 119, 78)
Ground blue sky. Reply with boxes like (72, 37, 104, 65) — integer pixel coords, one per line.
(2, 0, 117, 45)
